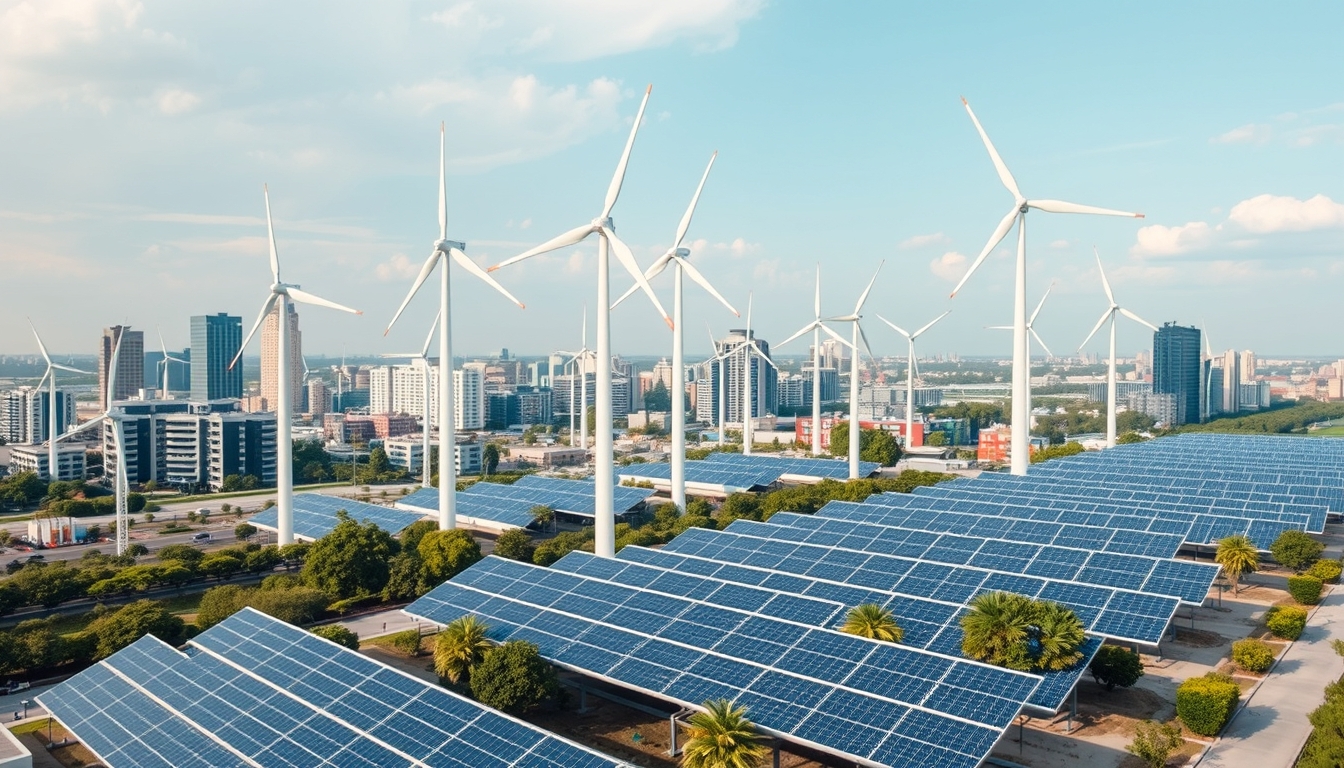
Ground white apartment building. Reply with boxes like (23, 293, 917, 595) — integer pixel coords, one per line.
(384, 437, 482, 476)
(102, 400, 277, 492)
(366, 364, 483, 430)
(0, 386, 75, 444)
(9, 443, 87, 481)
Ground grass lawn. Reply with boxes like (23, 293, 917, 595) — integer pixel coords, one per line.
(39, 591, 209, 637)
(8, 718, 52, 735)
(1308, 425, 1344, 437)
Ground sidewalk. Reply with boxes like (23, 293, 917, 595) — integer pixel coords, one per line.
(1197, 588, 1344, 768)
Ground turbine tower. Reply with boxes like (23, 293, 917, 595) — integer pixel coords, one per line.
(705, 323, 732, 448)
(950, 97, 1143, 476)
(827, 263, 882, 479)
(613, 152, 738, 512)
(379, 310, 441, 486)
(57, 334, 129, 553)
(1080, 250, 1157, 447)
(29, 321, 88, 483)
(156, 328, 187, 399)
(735, 293, 777, 455)
(385, 124, 526, 531)
(555, 308, 595, 452)
(876, 310, 950, 452)
(779, 267, 852, 456)
(490, 85, 671, 558)
(988, 284, 1054, 358)
(232, 187, 361, 546)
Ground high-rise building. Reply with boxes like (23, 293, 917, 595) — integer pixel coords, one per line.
(99, 326, 144, 409)
(1239, 350, 1256, 383)
(261, 303, 303, 414)
(307, 378, 329, 417)
(455, 367, 485, 430)
(715, 329, 777, 422)
(190, 314, 243, 401)
(1221, 349, 1241, 413)
(144, 348, 191, 395)
(0, 387, 75, 444)
(1153, 323, 1202, 426)
(102, 400, 276, 491)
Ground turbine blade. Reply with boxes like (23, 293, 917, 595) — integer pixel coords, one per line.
(745, 292, 752, 335)
(1029, 199, 1144, 217)
(263, 185, 280, 283)
(604, 226, 672, 329)
(451, 247, 525, 308)
(385, 250, 440, 335)
(679, 257, 739, 316)
(1119, 307, 1159, 332)
(674, 151, 716, 249)
(288, 287, 362, 315)
(58, 413, 107, 442)
(35, 369, 50, 394)
(912, 310, 952, 339)
(491, 223, 594, 271)
(1030, 328, 1053, 359)
(707, 321, 718, 354)
(951, 206, 1018, 298)
(421, 309, 441, 359)
(602, 84, 653, 219)
(857, 323, 876, 362)
(961, 97, 1022, 199)
(819, 323, 857, 350)
(157, 327, 170, 357)
(813, 265, 821, 319)
(1029, 284, 1053, 326)
(854, 260, 884, 313)
(778, 322, 817, 348)
(232, 293, 280, 370)
(439, 122, 448, 241)
(106, 329, 125, 408)
(986, 325, 1013, 330)
(28, 320, 52, 365)
(875, 315, 911, 339)
(752, 346, 780, 371)
(612, 251, 673, 310)
(52, 364, 88, 374)
(1079, 309, 1113, 350)
(1093, 247, 1117, 306)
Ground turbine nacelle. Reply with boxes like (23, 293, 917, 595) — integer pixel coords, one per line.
(435, 239, 466, 254)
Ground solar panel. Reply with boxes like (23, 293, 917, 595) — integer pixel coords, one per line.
(704, 452, 882, 480)
(40, 608, 632, 768)
(397, 487, 537, 528)
(250, 493, 428, 541)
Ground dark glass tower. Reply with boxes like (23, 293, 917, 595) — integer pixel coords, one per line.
(191, 314, 243, 401)
(1153, 323, 1202, 425)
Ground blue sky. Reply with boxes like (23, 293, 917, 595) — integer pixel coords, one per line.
(1, 1, 1341, 360)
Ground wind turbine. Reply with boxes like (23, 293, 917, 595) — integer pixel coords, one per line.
(231, 186, 361, 546)
(379, 310, 442, 486)
(949, 97, 1144, 476)
(706, 322, 732, 448)
(385, 123, 526, 531)
(57, 334, 129, 553)
(1080, 251, 1158, 447)
(876, 310, 951, 451)
(555, 308, 595, 452)
(779, 267, 854, 455)
(29, 320, 89, 482)
(489, 85, 671, 558)
(735, 292, 777, 455)
(988, 284, 1055, 359)
(156, 328, 187, 399)
(827, 262, 882, 479)
(613, 152, 738, 512)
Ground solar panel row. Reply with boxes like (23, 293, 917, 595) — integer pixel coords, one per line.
(250, 494, 427, 542)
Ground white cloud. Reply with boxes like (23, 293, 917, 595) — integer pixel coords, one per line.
(375, 253, 419, 281)
(1049, 239, 1070, 249)
(1210, 123, 1272, 145)
(1130, 221, 1216, 257)
(1227, 194, 1344, 234)
(687, 237, 760, 258)
(156, 87, 199, 115)
(929, 251, 967, 282)
(899, 232, 949, 250)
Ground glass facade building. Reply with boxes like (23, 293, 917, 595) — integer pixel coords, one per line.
(1153, 323, 1202, 425)
(190, 314, 243, 401)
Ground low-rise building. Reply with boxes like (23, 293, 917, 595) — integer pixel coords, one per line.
(8, 443, 87, 481)
(511, 445, 587, 468)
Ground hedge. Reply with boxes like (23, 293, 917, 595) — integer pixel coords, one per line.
(1265, 605, 1308, 641)
(1289, 575, 1325, 606)
(1231, 638, 1275, 674)
(1307, 559, 1342, 585)
(1176, 673, 1240, 737)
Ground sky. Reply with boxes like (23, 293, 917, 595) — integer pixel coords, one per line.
(1, 1, 1341, 361)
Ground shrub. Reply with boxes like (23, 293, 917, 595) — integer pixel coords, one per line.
(311, 624, 359, 650)
(469, 640, 558, 714)
(1176, 673, 1240, 737)
(1265, 605, 1309, 640)
(1307, 559, 1342, 584)
(493, 529, 535, 563)
(1126, 720, 1184, 768)
(389, 629, 423, 656)
(1289, 575, 1324, 605)
(1089, 645, 1145, 691)
(1270, 530, 1324, 571)
(1231, 638, 1275, 673)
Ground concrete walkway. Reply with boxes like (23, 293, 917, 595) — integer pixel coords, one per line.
(335, 607, 424, 640)
(1197, 588, 1344, 768)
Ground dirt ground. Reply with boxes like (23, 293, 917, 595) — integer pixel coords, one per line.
(18, 721, 103, 768)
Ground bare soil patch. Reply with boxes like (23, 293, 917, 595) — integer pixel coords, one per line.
(1040, 682, 1167, 737)
(1170, 628, 1225, 648)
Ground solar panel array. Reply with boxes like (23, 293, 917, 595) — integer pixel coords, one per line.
(398, 478, 656, 529)
(398, 487, 537, 528)
(704, 452, 883, 480)
(39, 608, 634, 768)
(250, 493, 427, 541)
(617, 452, 882, 493)
(407, 556, 1041, 768)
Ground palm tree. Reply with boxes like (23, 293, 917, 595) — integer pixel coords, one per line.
(960, 591, 1033, 669)
(530, 505, 555, 534)
(1216, 535, 1259, 594)
(681, 699, 768, 768)
(434, 615, 492, 686)
(841, 603, 903, 643)
(1034, 600, 1086, 671)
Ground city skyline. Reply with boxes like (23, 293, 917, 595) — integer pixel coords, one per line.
(0, 3, 1340, 360)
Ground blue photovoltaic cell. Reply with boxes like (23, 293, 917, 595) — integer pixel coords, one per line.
(251, 493, 428, 541)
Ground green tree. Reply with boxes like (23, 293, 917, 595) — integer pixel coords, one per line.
(366, 447, 391, 477)
(1089, 645, 1145, 691)
(681, 698, 768, 768)
(234, 523, 257, 541)
(125, 543, 149, 557)
(418, 529, 482, 586)
(434, 615, 492, 686)
(246, 585, 330, 625)
(482, 443, 501, 476)
(382, 552, 426, 601)
(88, 600, 187, 659)
(1117, 431, 1147, 444)
(220, 474, 260, 492)
(494, 529, 535, 562)
(196, 585, 248, 629)
(1030, 441, 1086, 464)
(312, 624, 359, 650)
(200, 553, 245, 581)
(925, 430, 947, 447)
(1126, 720, 1184, 768)
(1269, 529, 1324, 571)
(399, 519, 438, 553)
(300, 515, 400, 599)
(829, 422, 903, 466)
(1215, 535, 1258, 594)
(960, 592, 1085, 672)
(717, 493, 762, 527)
(469, 640, 559, 714)
(643, 380, 672, 412)
(840, 604, 903, 643)
(158, 543, 205, 569)
(530, 504, 555, 532)
(9, 562, 83, 608)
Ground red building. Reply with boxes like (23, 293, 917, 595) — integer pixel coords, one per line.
(795, 417, 924, 450)
(976, 425, 1046, 463)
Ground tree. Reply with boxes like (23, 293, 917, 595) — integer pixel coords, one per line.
(312, 624, 360, 650)
(382, 552, 425, 601)
(840, 604, 903, 643)
(366, 447, 392, 478)
(199, 553, 245, 580)
(469, 640, 558, 714)
(681, 698, 768, 768)
(829, 422, 903, 466)
(1089, 645, 1144, 690)
(234, 523, 257, 541)
(88, 600, 187, 659)
(717, 494, 762, 526)
(1270, 529, 1324, 571)
(196, 585, 248, 629)
(1030, 441, 1086, 464)
(399, 519, 438, 553)
(246, 585, 330, 625)
(418, 529, 482, 586)
(143, 511, 155, 524)
(125, 543, 149, 558)
(494, 529, 536, 562)
(434, 615, 492, 686)
(158, 543, 205, 569)
(220, 474, 259, 492)
(643, 380, 672, 412)
(1215, 535, 1258, 593)
(300, 515, 400, 600)
(960, 591, 1085, 672)
(925, 430, 947, 447)
(1117, 431, 1147, 444)
(1126, 720, 1183, 768)
(530, 505, 555, 533)
(482, 443, 501, 476)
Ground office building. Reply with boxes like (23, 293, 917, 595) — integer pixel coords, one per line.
(307, 378, 329, 417)
(144, 348, 191, 395)
(1239, 350, 1256, 383)
(190, 314, 243, 401)
(1240, 382, 1272, 411)
(260, 304, 303, 414)
(0, 386, 75, 444)
(1153, 323, 1202, 426)
(714, 329, 777, 422)
(384, 438, 482, 476)
(1206, 366, 1224, 418)
(9, 443, 86, 481)
(1221, 349, 1241, 413)
(455, 368, 484, 430)
(99, 326, 144, 410)
(1085, 381, 1152, 404)
(1126, 391, 1178, 427)
(102, 400, 276, 492)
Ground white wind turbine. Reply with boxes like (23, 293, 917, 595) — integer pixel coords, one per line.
(156, 328, 187, 399)
(29, 320, 89, 482)
(379, 310, 442, 486)
(950, 97, 1144, 476)
(706, 323, 732, 448)
(613, 152, 739, 512)
(57, 334, 130, 553)
(231, 187, 362, 546)
(876, 310, 951, 450)
(489, 85, 672, 558)
(826, 263, 883, 478)
(1080, 251, 1158, 447)
(385, 123, 526, 531)
(988, 284, 1055, 358)
(735, 292, 778, 455)
(555, 308, 596, 452)
(779, 267, 854, 456)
